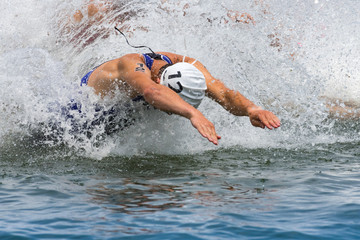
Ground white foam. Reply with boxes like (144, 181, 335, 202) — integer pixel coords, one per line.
(0, 0, 359, 157)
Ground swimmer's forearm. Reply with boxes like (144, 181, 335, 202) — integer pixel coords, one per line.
(223, 90, 261, 116)
(143, 85, 220, 144)
(143, 85, 196, 117)
(225, 91, 281, 129)
(206, 79, 260, 117)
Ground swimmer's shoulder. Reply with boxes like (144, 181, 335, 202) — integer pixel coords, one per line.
(120, 52, 185, 64)
(157, 52, 200, 64)
(157, 52, 183, 63)
(116, 53, 147, 68)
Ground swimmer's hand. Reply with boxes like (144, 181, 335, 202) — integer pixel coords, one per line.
(248, 108, 281, 129)
(190, 112, 221, 145)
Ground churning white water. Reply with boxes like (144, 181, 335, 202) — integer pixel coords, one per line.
(0, 0, 359, 158)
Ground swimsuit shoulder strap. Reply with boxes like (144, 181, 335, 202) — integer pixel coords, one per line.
(142, 53, 173, 70)
(142, 53, 154, 70)
(160, 54, 172, 65)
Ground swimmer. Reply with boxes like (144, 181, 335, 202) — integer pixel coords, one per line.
(80, 48, 281, 145)
(72, 0, 109, 23)
(60, 1, 139, 48)
(324, 98, 360, 119)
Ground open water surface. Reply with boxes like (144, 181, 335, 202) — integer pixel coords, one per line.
(1, 0, 360, 239)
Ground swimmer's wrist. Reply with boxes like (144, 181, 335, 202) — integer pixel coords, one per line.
(247, 105, 262, 115)
(185, 107, 201, 120)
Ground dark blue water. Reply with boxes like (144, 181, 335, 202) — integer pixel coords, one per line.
(1, 142, 360, 239)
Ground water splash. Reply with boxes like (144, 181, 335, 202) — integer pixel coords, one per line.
(0, 0, 359, 158)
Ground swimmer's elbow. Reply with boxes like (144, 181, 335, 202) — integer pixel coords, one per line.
(143, 86, 161, 103)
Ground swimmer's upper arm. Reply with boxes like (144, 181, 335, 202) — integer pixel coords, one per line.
(191, 61, 230, 105)
(194, 61, 257, 116)
(192, 60, 249, 115)
(156, 52, 234, 106)
(158, 53, 253, 115)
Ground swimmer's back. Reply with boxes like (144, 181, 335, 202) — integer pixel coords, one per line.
(87, 54, 144, 98)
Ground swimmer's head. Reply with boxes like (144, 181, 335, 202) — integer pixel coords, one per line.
(160, 62, 207, 108)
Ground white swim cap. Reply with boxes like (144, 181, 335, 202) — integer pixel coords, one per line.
(160, 62, 207, 108)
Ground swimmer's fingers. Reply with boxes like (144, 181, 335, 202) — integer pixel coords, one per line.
(249, 110, 281, 130)
(190, 114, 220, 145)
(196, 121, 220, 145)
(268, 115, 281, 128)
(250, 118, 265, 129)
